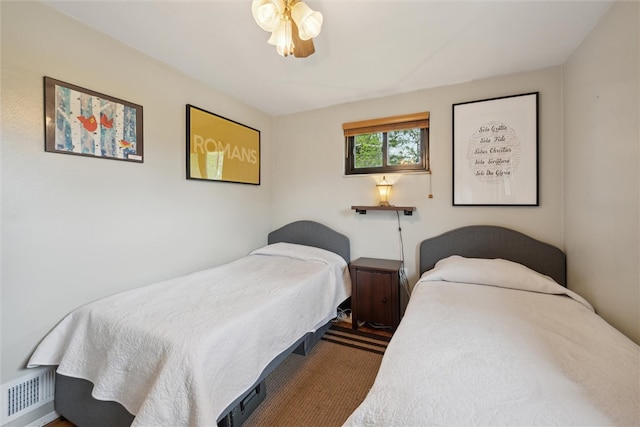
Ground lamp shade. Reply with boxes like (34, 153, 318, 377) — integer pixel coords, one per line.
(376, 176, 392, 206)
(291, 1, 323, 40)
(252, 0, 285, 32)
(267, 18, 295, 57)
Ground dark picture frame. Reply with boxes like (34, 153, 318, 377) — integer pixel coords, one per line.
(44, 76, 143, 162)
(452, 92, 539, 206)
(186, 104, 260, 185)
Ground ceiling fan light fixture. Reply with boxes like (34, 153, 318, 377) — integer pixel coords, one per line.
(252, 0, 322, 58)
(251, 0, 284, 32)
(291, 1, 323, 40)
(267, 18, 295, 57)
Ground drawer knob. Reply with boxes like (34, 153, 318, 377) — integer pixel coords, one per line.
(381, 298, 387, 303)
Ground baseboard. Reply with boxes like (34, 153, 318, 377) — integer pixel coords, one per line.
(25, 411, 59, 427)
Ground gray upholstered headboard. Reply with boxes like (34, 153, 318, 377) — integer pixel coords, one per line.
(419, 225, 566, 287)
(268, 220, 350, 263)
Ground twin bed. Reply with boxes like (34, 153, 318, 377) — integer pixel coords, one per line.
(345, 225, 639, 426)
(29, 222, 639, 426)
(28, 220, 351, 427)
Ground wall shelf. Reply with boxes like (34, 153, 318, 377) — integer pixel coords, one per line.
(351, 205, 416, 216)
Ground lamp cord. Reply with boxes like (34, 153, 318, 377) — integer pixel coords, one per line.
(396, 211, 411, 297)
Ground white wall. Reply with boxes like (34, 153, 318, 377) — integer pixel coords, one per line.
(273, 67, 565, 288)
(1, 0, 274, 388)
(563, 1, 639, 344)
(1, 5, 638, 426)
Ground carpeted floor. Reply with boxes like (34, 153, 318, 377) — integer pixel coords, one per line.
(243, 325, 389, 427)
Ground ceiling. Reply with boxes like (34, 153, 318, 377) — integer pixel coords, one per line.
(41, 0, 613, 116)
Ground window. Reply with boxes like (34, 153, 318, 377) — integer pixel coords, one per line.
(343, 112, 429, 175)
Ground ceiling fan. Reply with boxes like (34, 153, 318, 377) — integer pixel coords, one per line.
(251, 0, 323, 58)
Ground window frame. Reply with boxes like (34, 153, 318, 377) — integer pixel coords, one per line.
(343, 112, 430, 176)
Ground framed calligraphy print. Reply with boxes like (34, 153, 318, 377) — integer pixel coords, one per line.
(452, 92, 538, 206)
(44, 77, 143, 162)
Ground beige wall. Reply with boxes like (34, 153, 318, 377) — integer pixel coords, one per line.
(1, 3, 638, 426)
(1, 0, 274, 388)
(563, 0, 639, 343)
(273, 2, 639, 345)
(273, 67, 565, 289)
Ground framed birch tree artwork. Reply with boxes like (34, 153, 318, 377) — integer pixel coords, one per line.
(44, 77, 144, 162)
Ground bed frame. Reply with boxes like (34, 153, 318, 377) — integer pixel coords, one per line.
(54, 220, 350, 427)
(419, 225, 566, 287)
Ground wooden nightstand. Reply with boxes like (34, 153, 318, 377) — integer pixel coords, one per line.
(349, 257, 402, 331)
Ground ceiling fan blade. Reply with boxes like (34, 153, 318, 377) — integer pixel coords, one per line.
(294, 38, 315, 58)
(292, 20, 315, 58)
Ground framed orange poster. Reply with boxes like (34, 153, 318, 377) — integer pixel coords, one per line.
(186, 104, 260, 185)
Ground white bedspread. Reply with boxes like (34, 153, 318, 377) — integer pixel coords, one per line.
(345, 256, 640, 426)
(28, 243, 350, 427)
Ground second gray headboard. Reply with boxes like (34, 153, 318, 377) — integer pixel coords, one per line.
(419, 225, 567, 287)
